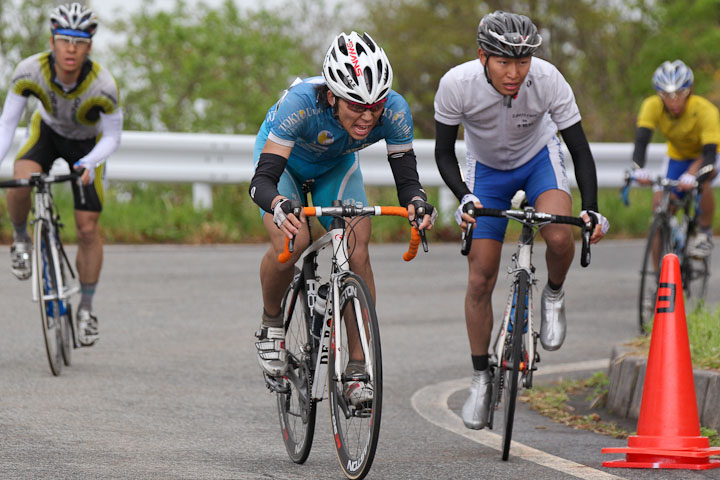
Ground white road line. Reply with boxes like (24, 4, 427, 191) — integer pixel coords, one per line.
(411, 359, 626, 480)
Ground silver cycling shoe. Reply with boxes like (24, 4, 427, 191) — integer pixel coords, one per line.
(461, 369, 492, 430)
(254, 325, 287, 377)
(540, 283, 566, 351)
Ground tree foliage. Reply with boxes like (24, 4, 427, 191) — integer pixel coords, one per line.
(0, 0, 56, 119)
(107, 0, 315, 133)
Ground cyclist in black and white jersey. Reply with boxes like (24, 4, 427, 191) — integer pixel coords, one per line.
(434, 11, 609, 431)
(0, 3, 122, 346)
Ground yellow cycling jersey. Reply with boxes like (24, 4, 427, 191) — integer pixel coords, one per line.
(637, 94, 720, 160)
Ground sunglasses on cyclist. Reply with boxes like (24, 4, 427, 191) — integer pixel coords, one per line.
(487, 29, 543, 48)
(342, 98, 387, 114)
(53, 34, 91, 47)
(658, 89, 690, 100)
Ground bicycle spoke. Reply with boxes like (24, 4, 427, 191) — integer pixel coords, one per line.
(276, 276, 316, 464)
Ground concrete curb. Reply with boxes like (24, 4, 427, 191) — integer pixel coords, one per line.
(607, 344, 720, 431)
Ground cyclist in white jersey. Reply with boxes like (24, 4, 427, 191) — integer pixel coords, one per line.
(249, 32, 436, 403)
(433, 11, 609, 430)
(0, 3, 122, 346)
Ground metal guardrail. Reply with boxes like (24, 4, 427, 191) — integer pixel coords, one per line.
(0, 129, 675, 212)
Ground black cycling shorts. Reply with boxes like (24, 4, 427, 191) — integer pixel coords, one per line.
(15, 112, 104, 212)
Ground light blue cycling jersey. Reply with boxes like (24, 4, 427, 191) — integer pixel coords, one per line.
(260, 76, 414, 180)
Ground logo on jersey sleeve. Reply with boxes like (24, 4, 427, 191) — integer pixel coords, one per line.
(317, 130, 335, 145)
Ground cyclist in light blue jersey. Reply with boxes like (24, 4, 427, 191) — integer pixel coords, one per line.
(249, 32, 436, 397)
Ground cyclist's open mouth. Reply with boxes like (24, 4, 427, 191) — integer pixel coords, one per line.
(353, 124, 372, 137)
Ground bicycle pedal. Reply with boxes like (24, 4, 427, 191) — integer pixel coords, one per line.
(263, 374, 289, 394)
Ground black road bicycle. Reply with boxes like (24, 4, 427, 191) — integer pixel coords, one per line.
(621, 172, 710, 333)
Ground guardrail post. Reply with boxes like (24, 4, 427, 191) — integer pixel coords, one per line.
(192, 182, 213, 210)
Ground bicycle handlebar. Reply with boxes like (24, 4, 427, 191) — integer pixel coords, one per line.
(621, 170, 699, 207)
(461, 206, 593, 267)
(278, 205, 424, 263)
(0, 169, 87, 205)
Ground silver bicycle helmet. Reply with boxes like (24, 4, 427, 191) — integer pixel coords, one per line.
(477, 11, 542, 58)
(652, 60, 694, 94)
(322, 31, 393, 105)
(50, 3, 98, 38)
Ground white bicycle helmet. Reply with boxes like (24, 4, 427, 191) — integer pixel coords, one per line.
(50, 3, 98, 38)
(477, 11, 542, 58)
(652, 60, 694, 94)
(322, 31, 393, 105)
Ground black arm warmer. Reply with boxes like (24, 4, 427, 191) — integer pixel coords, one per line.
(387, 149, 427, 206)
(632, 127, 653, 169)
(559, 121, 599, 212)
(702, 143, 717, 169)
(249, 152, 288, 212)
(435, 120, 472, 200)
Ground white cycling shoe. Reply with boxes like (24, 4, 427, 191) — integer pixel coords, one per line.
(461, 369, 492, 430)
(540, 283, 566, 351)
(255, 325, 287, 377)
(10, 240, 32, 280)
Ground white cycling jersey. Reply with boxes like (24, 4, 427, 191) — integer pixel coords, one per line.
(434, 57, 581, 171)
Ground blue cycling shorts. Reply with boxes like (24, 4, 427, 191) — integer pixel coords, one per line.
(470, 136, 571, 242)
(253, 121, 368, 230)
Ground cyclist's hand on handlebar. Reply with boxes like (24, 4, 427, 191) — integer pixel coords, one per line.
(272, 197, 303, 238)
(580, 209, 609, 244)
(73, 161, 93, 185)
(408, 198, 437, 230)
(632, 167, 652, 185)
(678, 172, 696, 191)
(455, 194, 482, 232)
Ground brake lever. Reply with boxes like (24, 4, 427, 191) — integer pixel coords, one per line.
(460, 203, 475, 256)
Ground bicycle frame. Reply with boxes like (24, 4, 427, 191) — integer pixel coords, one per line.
(31, 182, 80, 310)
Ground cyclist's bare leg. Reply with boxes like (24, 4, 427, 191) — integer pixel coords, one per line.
(344, 216, 374, 362)
(699, 178, 715, 228)
(74, 210, 103, 284)
(465, 239, 502, 355)
(259, 212, 310, 318)
(535, 189, 574, 286)
(6, 160, 42, 232)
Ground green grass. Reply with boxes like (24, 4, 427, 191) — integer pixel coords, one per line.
(1, 184, 719, 244)
(638, 304, 720, 371)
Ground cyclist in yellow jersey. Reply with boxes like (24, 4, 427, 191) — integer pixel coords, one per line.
(632, 60, 719, 257)
(0, 3, 122, 345)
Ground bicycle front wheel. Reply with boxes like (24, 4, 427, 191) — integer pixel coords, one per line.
(501, 270, 529, 461)
(638, 215, 671, 334)
(276, 272, 316, 464)
(328, 273, 382, 480)
(34, 220, 62, 376)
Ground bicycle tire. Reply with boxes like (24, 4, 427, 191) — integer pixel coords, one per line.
(682, 255, 710, 306)
(59, 257, 73, 366)
(276, 270, 316, 464)
(638, 215, 671, 334)
(328, 272, 382, 480)
(34, 220, 62, 376)
(501, 270, 529, 461)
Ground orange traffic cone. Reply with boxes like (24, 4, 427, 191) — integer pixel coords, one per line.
(602, 253, 720, 470)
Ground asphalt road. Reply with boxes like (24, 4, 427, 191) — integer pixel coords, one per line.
(0, 240, 718, 479)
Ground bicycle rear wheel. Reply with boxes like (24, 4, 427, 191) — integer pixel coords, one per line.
(328, 273, 382, 480)
(501, 270, 528, 461)
(34, 220, 62, 376)
(276, 272, 316, 464)
(638, 216, 671, 334)
(682, 255, 710, 307)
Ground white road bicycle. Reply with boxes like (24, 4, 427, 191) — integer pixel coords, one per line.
(264, 197, 426, 480)
(461, 201, 593, 461)
(0, 171, 86, 376)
